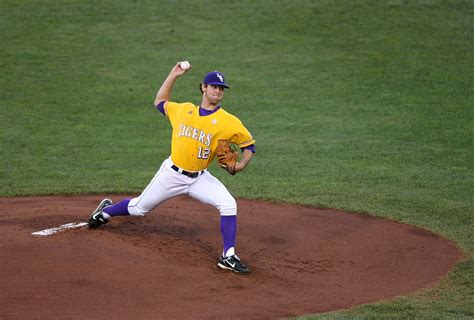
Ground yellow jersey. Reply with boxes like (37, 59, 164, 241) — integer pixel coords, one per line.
(163, 101, 255, 172)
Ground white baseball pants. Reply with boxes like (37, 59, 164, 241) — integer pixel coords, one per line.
(127, 158, 237, 217)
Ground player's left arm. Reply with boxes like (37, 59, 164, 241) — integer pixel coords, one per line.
(234, 148, 254, 173)
(227, 117, 255, 174)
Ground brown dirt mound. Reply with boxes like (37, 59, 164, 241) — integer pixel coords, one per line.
(0, 195, 462, 319)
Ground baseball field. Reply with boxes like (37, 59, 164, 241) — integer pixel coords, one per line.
(1, 0, 472, 319)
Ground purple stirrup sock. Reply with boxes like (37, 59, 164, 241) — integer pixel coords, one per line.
(103, 198, 131, 216)
(220, 215, 237, 257)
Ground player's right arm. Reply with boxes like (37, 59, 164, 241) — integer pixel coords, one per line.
(154, 62, 191, 106)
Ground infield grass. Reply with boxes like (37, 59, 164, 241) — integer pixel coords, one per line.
(1, 0, 472, 318)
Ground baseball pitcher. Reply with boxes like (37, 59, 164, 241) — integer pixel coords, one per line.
(88, 62, 256, 274)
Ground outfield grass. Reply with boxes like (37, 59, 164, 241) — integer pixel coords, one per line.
(1, 1, 472, 318)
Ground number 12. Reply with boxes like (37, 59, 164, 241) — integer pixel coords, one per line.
(197, 147, 211, 159)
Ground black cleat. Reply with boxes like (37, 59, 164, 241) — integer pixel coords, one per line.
(217, 255, 250, 274)
(88, 198, 113, 229)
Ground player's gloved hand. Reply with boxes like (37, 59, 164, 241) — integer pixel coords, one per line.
(216, 139, 237, 176)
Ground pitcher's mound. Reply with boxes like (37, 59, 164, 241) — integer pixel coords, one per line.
(0, 195, 463, 319)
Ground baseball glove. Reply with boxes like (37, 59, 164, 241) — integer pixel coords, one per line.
(216, 139, 237, 175)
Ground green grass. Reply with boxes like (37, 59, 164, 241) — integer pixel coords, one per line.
(1, 0, 472, 318)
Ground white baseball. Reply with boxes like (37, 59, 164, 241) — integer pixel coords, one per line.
(180, 61, 190, 70)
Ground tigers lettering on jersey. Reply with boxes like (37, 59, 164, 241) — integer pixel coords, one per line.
(178, 124, 212, 147)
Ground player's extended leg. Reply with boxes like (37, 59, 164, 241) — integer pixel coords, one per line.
(127, 161, 189, 217)
(188, 172, 250, 274)
(89, 158, 188, 228)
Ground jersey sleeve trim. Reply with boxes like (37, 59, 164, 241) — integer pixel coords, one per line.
(156, 101, 166, 115)
(238, 139, 256, 149)
(241, 144, 256, 153)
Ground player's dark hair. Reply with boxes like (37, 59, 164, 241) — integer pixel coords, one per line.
(199, 83, 207, 94)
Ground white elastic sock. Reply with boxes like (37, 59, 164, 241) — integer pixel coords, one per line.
(102, 212, 111, 219)
(224, 247, 235, 257)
